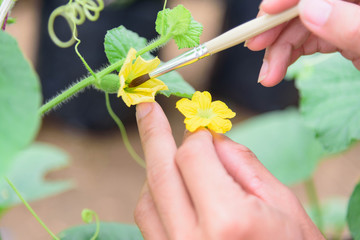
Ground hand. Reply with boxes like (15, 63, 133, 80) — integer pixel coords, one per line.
(134, 102, 324, 240)
(246, 0, 360, 87)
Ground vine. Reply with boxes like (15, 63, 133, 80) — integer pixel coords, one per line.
(5, 178, 60, 240)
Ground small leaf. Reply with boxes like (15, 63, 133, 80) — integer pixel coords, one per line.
(158, 70, 195, 98)
(58, 222, 143, 240)
(156, 5, 203, 49)
(0, 32, 41, 178)
(347, 182, 360, 240)
(156, 5, 191, 36)
(173, 17, 203, 49)
(289, 53, 360, 153)
(0, 143, 72, 209)
(227, 109, 324, 185)
(104, 26, 152, 67)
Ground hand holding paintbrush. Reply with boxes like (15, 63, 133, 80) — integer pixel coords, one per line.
(129, 5, 299, 87)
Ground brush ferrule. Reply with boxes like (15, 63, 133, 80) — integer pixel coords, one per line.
(149, 44, 210, 78)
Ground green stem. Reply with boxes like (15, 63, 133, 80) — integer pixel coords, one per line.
(39, 35, 170, 115)
(137, 35, 172, 56)
(304, 178, 324, 234)
(90, 211, 100, 240)
(5, 177, 60, 240)
(39, 76, 95, 115)
(73, 22, 97, 78)
(105, 93, 145, 168)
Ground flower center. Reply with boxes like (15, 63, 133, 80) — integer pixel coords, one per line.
(197, 108, 216, 119)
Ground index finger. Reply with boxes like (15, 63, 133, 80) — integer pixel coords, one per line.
(136, 102, 196, 238)
(260, 0, 299, 14)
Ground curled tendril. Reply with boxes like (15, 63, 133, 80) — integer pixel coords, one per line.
(48, 0, 104, 48)
(81, 208, 100, 240)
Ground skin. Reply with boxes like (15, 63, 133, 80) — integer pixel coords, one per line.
(134, 102, 324, 240)
(246, 0, 360, 87)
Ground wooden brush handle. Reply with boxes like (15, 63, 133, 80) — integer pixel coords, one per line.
(204, 6, 299, 54)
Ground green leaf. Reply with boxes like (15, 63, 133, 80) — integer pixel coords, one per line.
(158, 70, 195, 98)
(156, 6, 191, 36)
(0, 31, 41, 178)
(289, 53, 360, 154)
(104, 26, 152, 66)
(347, 182, 360, 240)
(173, 17, 203, 49)
(306, 198, 347, 236)
(0, 143, 72, 210)
(227, 108, 324, 185)
(58, 222, 143, 240)
(156, 5, 203, 49)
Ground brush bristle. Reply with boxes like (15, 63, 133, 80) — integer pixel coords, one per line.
(128, 74, 151, 88)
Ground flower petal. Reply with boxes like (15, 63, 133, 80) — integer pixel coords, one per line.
(207, 116, 233, 133)
(133, 78, 168, 92)
(176, 98, 199, 118)
(121, 90, 156, 107)
(119, 48, 137, 83)
(192, 91, 211, 110)
(117, 75, 126, 98)
(128, 56, 161, 81)
(184, 116, 211, 132)
(211, 101, 236, 119)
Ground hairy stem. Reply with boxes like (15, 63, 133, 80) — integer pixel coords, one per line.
(304, 178, 324, 233)
(137, 34, 172, 55)
(105, 93, 145, 168)
(39, 76, 95, 115)
(5, 177, 60, 240)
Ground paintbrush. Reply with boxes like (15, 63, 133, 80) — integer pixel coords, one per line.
(128, 5, 299, 88)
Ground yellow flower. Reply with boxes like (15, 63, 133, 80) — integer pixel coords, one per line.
(176, 91, 236, 133)
(117, 48, 168, 107)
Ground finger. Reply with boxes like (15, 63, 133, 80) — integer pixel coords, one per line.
(134, 183, 168, 240)
(260, 0, 299, 14)
(176, 129, 245, 218)
(258, 18, 310, 87)
(299, 0, 360, 55)
(136, 102, 195, 237)
(246, 9, 291, 51)
(212, 134, 296, 209)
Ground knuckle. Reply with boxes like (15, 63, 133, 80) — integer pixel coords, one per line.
(342, 16, 360, 51)
(147, 165, 173, 191)
(175, 141, 203, 166)
(141, 123, 172, 145)
(207, 214, 249, 240)
(231, 143, 258, 160)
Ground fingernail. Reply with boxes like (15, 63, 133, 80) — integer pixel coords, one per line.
(300, 0, 332, 27)
(258, 59, 268, 83)
(244, 40, 249, 48)
(136, 102, 153, 120)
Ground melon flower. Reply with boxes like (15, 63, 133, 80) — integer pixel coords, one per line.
(176, 91, 236, 133)
(117, 48, 168, 107)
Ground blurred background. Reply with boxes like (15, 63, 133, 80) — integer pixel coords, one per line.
(1, 0, 359, 239)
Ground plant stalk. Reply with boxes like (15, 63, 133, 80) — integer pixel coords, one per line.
(105, 93, 145, 168)
(5, 177, 60, 240)
(304, 178, 324, 233)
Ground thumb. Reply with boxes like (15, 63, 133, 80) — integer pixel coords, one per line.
(299, 0, 360, 55)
